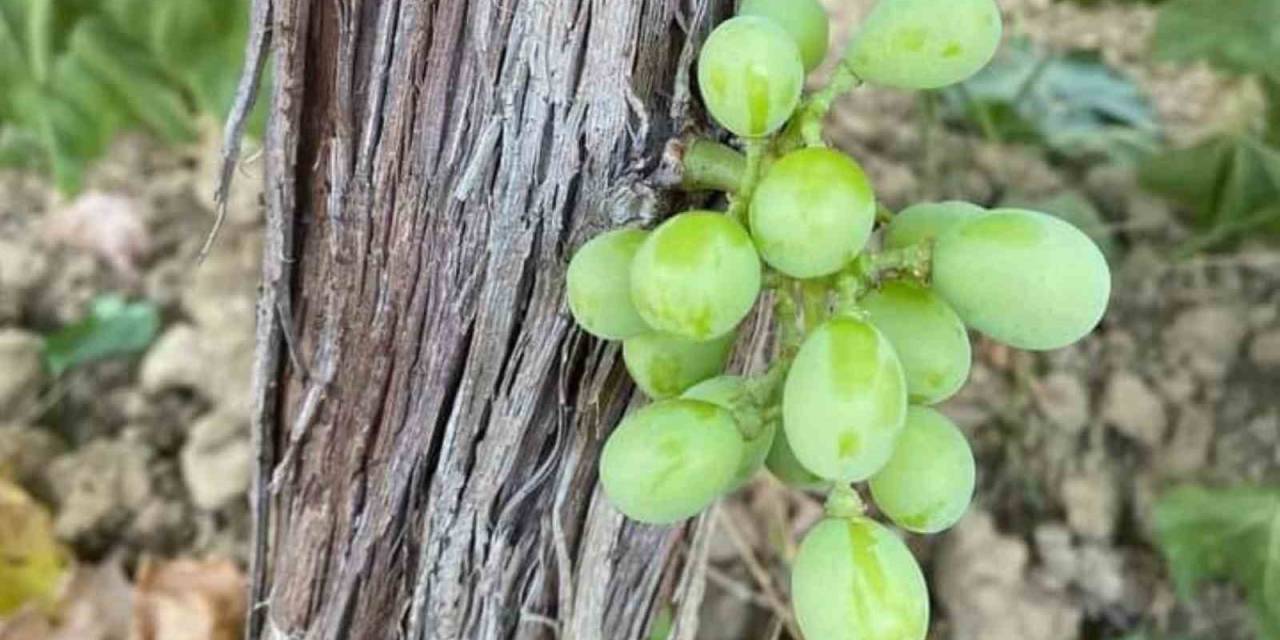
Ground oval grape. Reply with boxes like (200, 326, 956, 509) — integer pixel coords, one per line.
(869, 406, 975, 533)
(844, 0, 1002, 90)
(600, 399, 744, 524)
(739, 0, 831, 72)
(566, 228, 651, 340)
(932, 208, 1112, 350)
(697, 17, 805, 138)
(765, 427, 826, 490)
(884, 200, 985, 250)
(750, 148, 876, 278)
(860, 280, 971, 404)
(683, 375, 776, 490)
(631, 211, 762, 341)
(782, 316, 907, 481)
(792, 517, 930, 640)
(624, 332, 735, 399)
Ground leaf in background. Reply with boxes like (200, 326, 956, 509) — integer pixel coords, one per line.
(0, 479, 70, 616)
(1155, 485, 1280, 637)
(1152, 0, 1280, 80)
(42, 295, 160, 376)
(1141, 134, 1280, 241)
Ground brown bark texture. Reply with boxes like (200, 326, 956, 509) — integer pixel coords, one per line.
(232, 0, 751, 638)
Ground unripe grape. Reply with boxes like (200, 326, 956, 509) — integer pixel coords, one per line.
(750, 148, 876, 278)
(631, 211, 762, 341)
(845, 0, 1002, 90)
(566, 228, 650, 340)
(792, 517, 930, 640)
(870, 406, 975, 533)
(884, 200, 985, 249)
(932, 208, 1111, 350)
(600, 399, 744, 524)
(861, 280, 971, 405)
(765, 428, 826, 490)
(683, 375, 776, 490)
(697, 17, 805, 138)
(739, 0, 831, 72)
(782, 316, 907, 481)
(624, 332, 735, 399)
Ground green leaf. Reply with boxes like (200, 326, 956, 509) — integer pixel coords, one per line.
(42, 294, 160, 376)
(1154, 485, 1280, 638)
(1152, 0, 1280, 80)
(1141, 134, 1280, 242)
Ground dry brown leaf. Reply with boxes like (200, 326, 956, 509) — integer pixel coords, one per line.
(129, 558, 246, 640)
(0, 560, 135, 640)
(0, 481, 70, 617)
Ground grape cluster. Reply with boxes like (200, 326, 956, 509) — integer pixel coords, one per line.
(566, 0, 1110, 637)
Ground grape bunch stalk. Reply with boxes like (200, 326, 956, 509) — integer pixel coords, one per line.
(565, 0, 1111, 638)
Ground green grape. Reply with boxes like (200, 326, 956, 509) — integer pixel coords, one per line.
(792, 517, 930, 640)
(624, 332, 735, 399)
(566, 228, 651, 340)
(749, 148, 876, 278)
(600, 399, 745, 524)
(932, 208, 1111, 350)
(683, 375, 777, 490)
(739, 0, 831, 72)
(631, 211, 762, 341)
(883, 200, 985, 250)
(844, 0, 1003, 90)
(782, 316, 907, 481)
(860, 280, 971, 405)
(869, 406, 975, 534)
(765, 428, 826, 490)
(697, 16, 805, 138)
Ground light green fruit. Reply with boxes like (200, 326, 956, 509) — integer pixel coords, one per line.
(932, 208, 1112, 350)
(782, 316, 907, 482)
(683, 375, 776, 490)
(870, 406, 975, 534)
(845, 0, 1003, 90)
(697, 16, 806, 137)
(631, 211, 762, 341)
(884, 200, 985, 249)
(861, 280, 971, 405)
(739, 0, 831, 72)
(566, 228, 651, 340)
(792, 517, 930, 640)
(600, 399, 745, 524)
(624, 332, 735, 399)
(765, 428, 826, 490)
(749, 148, 876, 278)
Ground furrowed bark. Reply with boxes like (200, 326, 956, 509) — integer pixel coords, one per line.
(239, 1, 746, 638)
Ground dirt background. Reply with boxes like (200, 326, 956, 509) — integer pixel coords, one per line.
(0, 0, 1277, 639)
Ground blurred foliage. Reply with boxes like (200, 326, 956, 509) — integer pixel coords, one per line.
(1154, 485, 1280, 639)
(941, 39, 1160, 163)
(0, 0, 258, 193)
(0, 479, 70, 616)
(43, 294, 160, 376)
(1152, 0, 1280, 81)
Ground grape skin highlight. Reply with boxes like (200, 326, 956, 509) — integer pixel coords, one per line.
(932, 208, 1112, 350)
(869, 406, 975, 533)
(782, 316, 907, 482)
(624, 332, 735, 399)
(792, 517, 930, 640)
(566, 228, 651, 340)
(739, 0, 831, 72)
(845, 0, 1003, 90)
(883, 200, 985, 250)
(630, 211, 762, 342)
(600, 399, 744, 524)
(750, 148, 876, 278)
(697, 17, 805, 138)
(683, 375, 776, 490)
(860, 280, 971, 405)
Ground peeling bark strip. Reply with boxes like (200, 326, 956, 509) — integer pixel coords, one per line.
(247, 0, 738, 638)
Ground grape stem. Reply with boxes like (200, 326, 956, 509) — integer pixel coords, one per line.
(673, 137, 748, 193)
(824, 483, 867, 519)
(726, 138, 770, 226)
(780, 62, 862, 151)
(834, 242, 933, 311)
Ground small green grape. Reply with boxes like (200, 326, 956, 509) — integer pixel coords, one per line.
(792, 517, 930, 640)
(782, 316, 907, 482)
(844, 0, 1003, 90)
(600, 399, 744, 524)
(765, 428, 826, 490)
(869, 406, 975, 534)
(683, 375, 776, 490)
(566, 228, 651, 340)
(860, 280, 971, 405)
(749, 148, 876, 278)
(932, 208, 1112, 350)
(624, 332, 735, 399)
(630, 211, 762, 341)
(697, 17, 805, 138)
(883, 200, 985, 249)
(739, 0, 831, 72)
